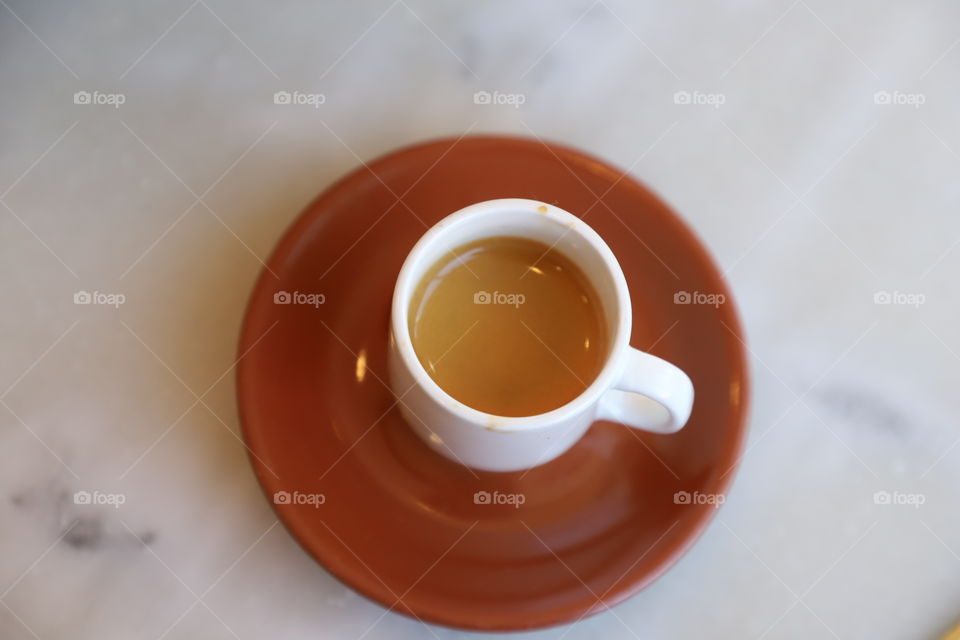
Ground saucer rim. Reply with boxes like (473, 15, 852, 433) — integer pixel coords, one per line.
(237, 134, 751, 632)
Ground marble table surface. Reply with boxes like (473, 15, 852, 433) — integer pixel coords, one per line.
(2, 1, 959, 638)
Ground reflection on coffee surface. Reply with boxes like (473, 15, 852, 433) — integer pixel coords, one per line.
(409, 236, 608, 417)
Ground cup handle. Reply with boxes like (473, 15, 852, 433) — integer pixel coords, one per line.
(596, 347, 694, 434)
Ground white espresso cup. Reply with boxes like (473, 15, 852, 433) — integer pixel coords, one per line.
(388, 198, 694, 472)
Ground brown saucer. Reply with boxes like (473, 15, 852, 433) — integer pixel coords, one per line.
(237, 136, 749, 631)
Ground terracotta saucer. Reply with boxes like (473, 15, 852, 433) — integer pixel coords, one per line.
(237, 136, 749, 632)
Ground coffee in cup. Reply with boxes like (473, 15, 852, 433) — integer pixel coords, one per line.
(408, 235, 608, 417)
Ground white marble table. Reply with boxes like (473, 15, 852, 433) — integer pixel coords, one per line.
(2, 1, 959, 638)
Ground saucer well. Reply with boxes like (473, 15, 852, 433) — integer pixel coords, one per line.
(237, 135, 749, 631)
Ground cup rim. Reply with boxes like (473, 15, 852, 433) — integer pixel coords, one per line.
(391, 198, 632, 431)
